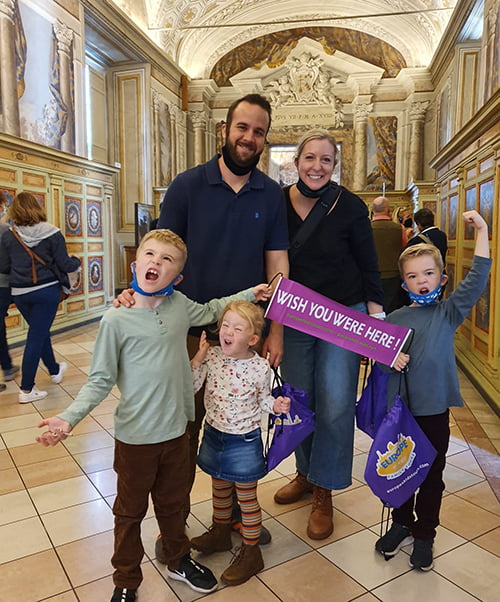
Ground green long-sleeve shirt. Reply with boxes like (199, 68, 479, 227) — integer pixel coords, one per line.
(58, 288, 256, 444)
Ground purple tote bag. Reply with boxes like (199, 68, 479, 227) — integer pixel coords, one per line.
(265, 373, 315, 472)
(364, 395, 437, 508)
(356, 362, 389, 438)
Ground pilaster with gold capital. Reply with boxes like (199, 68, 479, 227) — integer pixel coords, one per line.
(189, 110, 208, 166)
(53, 20, 75, 153)
(408, 100, 429, 181)
(352, 103, 372, 190)
(0, 0, 20, 135)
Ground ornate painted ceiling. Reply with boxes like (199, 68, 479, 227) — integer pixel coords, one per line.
(111, 1, 459, 80)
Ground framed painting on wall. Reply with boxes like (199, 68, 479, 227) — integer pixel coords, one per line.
(134, 203, 155, 247)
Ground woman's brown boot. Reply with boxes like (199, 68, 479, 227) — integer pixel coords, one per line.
(274, 473, 313, 504)
(307, 485, 333, 539)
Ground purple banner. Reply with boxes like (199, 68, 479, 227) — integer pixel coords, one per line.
(265, 278, 411, 367)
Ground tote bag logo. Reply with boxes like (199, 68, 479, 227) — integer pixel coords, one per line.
(275, 414, 303, 426)
(376, 434, 416, 480)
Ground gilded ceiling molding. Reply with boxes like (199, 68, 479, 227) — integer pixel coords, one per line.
(210, 27, 407, 87)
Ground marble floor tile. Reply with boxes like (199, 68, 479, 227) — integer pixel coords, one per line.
(0, 321, 498, 601)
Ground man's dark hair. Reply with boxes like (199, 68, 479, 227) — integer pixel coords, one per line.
(225, 94, 272, 133)
(414, 208, 435, 229)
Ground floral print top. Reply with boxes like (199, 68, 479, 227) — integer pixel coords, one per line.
(192, 346, 275, 434)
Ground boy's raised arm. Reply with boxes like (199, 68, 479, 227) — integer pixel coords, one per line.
(463, 210, 489, 258)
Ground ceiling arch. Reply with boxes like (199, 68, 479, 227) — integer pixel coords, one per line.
(111, 1, 458, 79)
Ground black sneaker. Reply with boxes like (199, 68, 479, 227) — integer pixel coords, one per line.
(110, 587, 136, 602)
(375, 522, 414, 559)
(409, 538, 434, 571)
(167, 553, 218, 593)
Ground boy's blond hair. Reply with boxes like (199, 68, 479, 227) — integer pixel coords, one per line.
(138, 229, 188, 268)
(218, 301, 265, 338)
(399, 243, 443, 278)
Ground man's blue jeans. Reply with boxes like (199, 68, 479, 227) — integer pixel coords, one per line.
(0, 287, 13, 372)
(280, 302, 365, 491)
(14, 284, 61, 391)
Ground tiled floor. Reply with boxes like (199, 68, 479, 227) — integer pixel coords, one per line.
(0, 322, 499, 601)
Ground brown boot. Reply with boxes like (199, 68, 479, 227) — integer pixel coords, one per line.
(307, 485, 333, 540)
(190, 522, 232, 554)
(221, 543, 264, 586)
(274, 473, 313, 504)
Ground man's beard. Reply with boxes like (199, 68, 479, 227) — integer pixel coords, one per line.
(222, 140, 262, 175)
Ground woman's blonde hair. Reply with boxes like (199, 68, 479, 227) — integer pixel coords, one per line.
(10, 192, 47, 226)
(218, 301, 265, 338)
(137, 229, 188, 267)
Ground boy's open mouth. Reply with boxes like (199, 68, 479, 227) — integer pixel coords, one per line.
(419, 287, 429, 294)
(146, 269, 159, 281)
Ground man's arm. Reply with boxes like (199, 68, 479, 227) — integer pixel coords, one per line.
(262, 249, 289, 367)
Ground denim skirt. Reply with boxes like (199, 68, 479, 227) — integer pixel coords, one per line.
(197, 422, 266, 482)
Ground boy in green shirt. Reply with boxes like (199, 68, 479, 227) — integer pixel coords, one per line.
(36, 229, 271, 602)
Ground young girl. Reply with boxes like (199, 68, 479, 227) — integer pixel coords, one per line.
(190, 301, 290, 586)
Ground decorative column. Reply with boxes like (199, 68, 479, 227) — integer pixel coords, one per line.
(0, 0, 20, 136)
(53, 20, 74, 153)
(408, 100, 430, 182)
(189, 110, 208, 166)
(352, 102, 372, 190)
(152, 90, 161, 186)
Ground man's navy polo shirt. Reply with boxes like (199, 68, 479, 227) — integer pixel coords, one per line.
(158, 155, 289, 305)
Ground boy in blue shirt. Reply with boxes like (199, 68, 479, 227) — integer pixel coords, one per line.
(376, 210, 491, 571)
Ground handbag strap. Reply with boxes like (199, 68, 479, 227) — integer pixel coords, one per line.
(360, 358, 371, 393)
(10, 227, 46, 284)
(265, 367, 285, 457)
(289, 184, 342, 261)
(417, 233, 433, 246)
(397, 368, 410, 406)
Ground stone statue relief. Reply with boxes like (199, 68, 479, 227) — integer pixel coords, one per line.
(265, 52, 344, 128)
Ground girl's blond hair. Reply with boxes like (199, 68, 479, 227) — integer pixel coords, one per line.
(218, 301, 265, 337)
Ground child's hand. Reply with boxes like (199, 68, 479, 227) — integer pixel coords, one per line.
(198, 330, 210, 356)
(463, 210, 487, 232)
(252, 283, 272, 302)
(36, 417, 72, 446)
(191, 331, 210, 369)
(393, 352, 410, 372)
(273, 395, 291, 414)
(113, 288, 135, 308)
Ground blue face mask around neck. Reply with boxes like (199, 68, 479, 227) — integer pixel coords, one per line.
(130, 262, 180, 297)
(402, 278, 444, 306)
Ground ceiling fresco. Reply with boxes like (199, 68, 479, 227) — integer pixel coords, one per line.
(111, 1, 459, 80)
